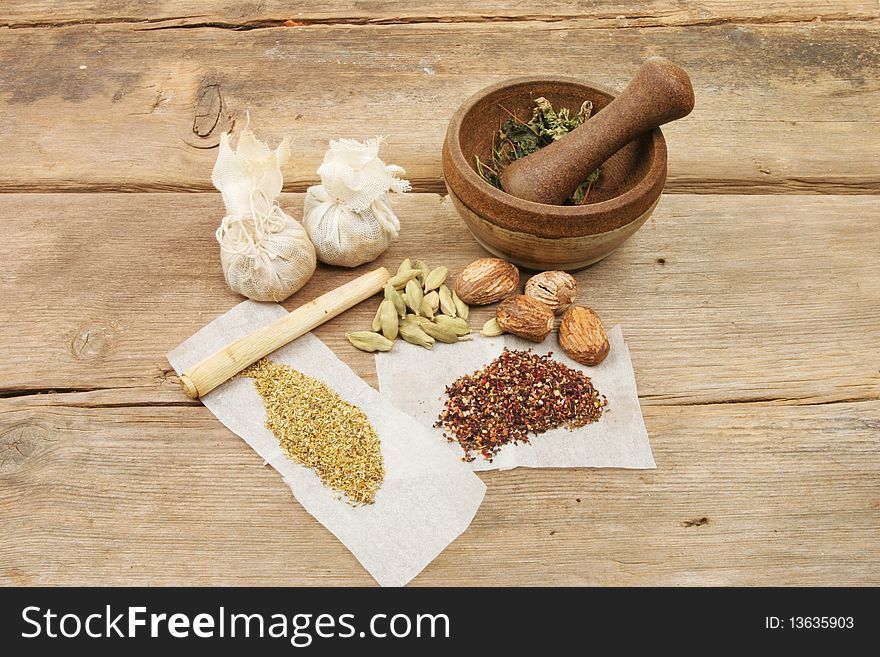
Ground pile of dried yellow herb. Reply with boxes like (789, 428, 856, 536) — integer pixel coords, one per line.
(241, 359, 384, 505)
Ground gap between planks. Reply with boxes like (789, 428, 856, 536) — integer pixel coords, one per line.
(0, 179, 877, 195)
(2, 13, 878, 31)
(2, 384, 878, 410)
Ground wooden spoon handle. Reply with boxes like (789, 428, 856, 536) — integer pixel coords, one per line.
(500, 57, 694, 206)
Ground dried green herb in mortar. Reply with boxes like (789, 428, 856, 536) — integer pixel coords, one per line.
(475, 97, 601, 205)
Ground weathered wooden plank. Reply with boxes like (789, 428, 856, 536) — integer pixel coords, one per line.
(1, 193, 878, 406)
(0, 21, 877, 193)
(2, 1, 876, 28)
(1, 391, 877, 585)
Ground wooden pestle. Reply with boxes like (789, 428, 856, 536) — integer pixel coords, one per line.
(178, 267, 390, 399)
(500, 57, 694, 206)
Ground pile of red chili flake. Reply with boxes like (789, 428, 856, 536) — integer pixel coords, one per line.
(436, 349, 607, 462)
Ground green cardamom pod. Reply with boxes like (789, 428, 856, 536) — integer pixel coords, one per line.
(452, 290, 469, 320)
(398, 322, 435, 349)
(371, 303, 383, 332)
(403, 314, 430, 327)
(481, 317, 505, 337)
(347, 331, 393, 352)
(413, 260, 431, 284)
(423, 266, 449, 292)
(422, 322, 459, 344)
(424, 290, 440, 314)
(405, 279, 424, 314)
(384, 282, 406, 318)
(434, 315, 471, 336)
(439, 285, 456, 316)
(388, 269, 420, 289)
(379, 298, 399, 340)
(397, 258, 412, 276)
(418, 297, 435, 320)
(399, 317, 420, 330)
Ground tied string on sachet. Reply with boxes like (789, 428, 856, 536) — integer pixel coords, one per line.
(212, 129, 316, 302)
(216, 188, 288, 266)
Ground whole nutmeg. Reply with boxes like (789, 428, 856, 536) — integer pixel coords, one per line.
(559, 306, 610, 365)
(496, 295, 554, 342)
(453, 258, 520, 305)
(524, 271, 578, 314)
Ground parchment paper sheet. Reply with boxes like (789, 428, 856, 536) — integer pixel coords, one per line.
(167, 301, 486, 587)
(376, 325, 655, 472)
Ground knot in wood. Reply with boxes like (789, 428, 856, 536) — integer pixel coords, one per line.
(0, 423, 50, 475)
(188, 79, 234, 149)
(69, 322, 114, 361)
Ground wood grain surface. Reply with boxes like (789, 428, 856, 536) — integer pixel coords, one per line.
(0, 18, 877, 193)
(2, 193, 877, 405)
(3, 1, 877, 27)
(1, 0, 878, 586)
(1, 192, 878, 585)
(2, 392, 877, 586)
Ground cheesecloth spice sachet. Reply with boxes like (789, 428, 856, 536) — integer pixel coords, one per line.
(213, 129, 316, 302)
(303, 138, 410, 268)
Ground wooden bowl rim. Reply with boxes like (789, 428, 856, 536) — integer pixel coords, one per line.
(443, 75, 667, 237)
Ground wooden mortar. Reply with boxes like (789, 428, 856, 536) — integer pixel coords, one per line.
(442, 58, 694, 270)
